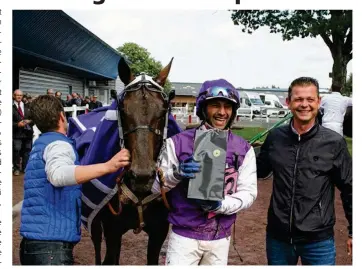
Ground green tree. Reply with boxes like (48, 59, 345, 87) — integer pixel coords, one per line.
(343, 73, 352, 96)
(117, 42, 172, 92)
(231, 10, 352, 89)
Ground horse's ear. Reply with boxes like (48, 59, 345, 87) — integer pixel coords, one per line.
(154, 57, 173, 87)
(118, 57, 134, 86)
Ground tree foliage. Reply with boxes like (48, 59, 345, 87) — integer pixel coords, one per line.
(231, 10, 352, 88)
(117, 42, 172, 91)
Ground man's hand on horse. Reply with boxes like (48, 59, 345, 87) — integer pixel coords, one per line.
(173, 156, 201, 180)
(106, 148, 131, 173)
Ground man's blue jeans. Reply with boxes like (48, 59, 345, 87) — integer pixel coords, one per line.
(19, 238, 75, 265)
(266, 234, 336, 265)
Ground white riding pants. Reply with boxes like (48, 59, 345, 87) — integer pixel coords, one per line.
(165, 230, 230, 265)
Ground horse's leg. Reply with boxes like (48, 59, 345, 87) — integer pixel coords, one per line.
(102, 196, 125, 265)
(145, 219, 169, 265)
(90, 213, 103, 265)
(144, 202, 170, 265)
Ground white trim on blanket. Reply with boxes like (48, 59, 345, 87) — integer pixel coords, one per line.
(91, 179, 113, 194)
(81, 193, 97, 209)
(87, 185, 119, 232)
(72, 117, 87, 132)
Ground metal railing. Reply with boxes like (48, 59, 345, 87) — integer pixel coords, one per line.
(33, 104, 90, 143)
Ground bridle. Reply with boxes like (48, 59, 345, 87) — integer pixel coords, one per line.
(108, 73, 172, 234)
(116, 73, 170, 148)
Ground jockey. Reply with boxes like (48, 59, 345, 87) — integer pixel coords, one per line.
(152, 79, 257, 265)
(19, 95, 131, 265)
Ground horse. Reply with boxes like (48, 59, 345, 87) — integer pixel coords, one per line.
(68, 57, 181, 265)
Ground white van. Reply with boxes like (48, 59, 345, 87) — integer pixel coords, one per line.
(259, 93, 289, 117)
(237, 91, 266, 117)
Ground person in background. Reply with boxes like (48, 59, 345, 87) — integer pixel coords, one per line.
(320, 84, 352, 136)
(13, 89, 34, 176)
(55, 91, 67, 107)
(256, 77, 352, 265)
(22, 95, 29, 105)
(82, 96, 91, 106)
(46, 88, 54, 96)
(88, 95, 103, 111)
(19, 95, 131, 265)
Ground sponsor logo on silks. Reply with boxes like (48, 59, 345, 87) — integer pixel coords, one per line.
(213, 149, 221, 157)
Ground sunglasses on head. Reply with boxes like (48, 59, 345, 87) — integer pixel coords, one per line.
(202, 86, 237, 102)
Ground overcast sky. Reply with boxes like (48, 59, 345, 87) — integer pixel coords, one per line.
(65, 9, 352, 89)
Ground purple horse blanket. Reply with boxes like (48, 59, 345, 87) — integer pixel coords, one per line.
(67, 100, 182, 231)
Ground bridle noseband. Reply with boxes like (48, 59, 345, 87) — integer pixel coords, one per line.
(116, 73, 170, 147)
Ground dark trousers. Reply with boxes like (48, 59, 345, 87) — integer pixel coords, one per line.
(266, 234, 336, 265)
(13, 138, 32, 171)
(20, 238, 75, 265)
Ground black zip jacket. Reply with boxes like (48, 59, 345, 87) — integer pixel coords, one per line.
(257, 120, 352, 243)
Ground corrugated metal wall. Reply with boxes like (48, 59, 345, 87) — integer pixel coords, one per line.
(19, 68, 84, 98)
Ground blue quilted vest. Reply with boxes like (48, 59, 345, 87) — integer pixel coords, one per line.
(20, 132, 82, 243)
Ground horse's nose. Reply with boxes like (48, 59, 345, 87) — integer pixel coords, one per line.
(129, 167, 156, 181)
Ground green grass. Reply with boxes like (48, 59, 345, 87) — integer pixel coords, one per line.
(233, 127, 353, 156)
(345, 137, 352, 156)
(232, 127, 267, 142)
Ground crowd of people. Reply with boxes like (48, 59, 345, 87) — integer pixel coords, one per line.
(14, 78, 352, 266)
(12, 88, 103, 176)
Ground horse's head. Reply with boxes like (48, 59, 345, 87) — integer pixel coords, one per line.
(117, 57, 173, 196)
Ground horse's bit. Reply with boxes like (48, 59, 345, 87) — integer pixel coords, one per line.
(107, 73, 172, 234)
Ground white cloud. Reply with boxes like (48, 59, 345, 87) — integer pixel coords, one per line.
(65, 9, 352, 89)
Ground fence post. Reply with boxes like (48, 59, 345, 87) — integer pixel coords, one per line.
(72, 104, 77, 118)
(85, 104, 89, 114)
(173, 114, 176, 120)
(250, 108, 253, 122)
(188, 114, 192, 124)
(266, 110, 269, 123)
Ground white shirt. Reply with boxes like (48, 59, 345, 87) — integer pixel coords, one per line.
(43, 140, 78, 187)
(14, 100, 25, 116)
(320, 92, 352, 136)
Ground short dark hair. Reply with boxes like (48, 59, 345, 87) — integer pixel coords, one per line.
(30, 95, 64, 133)
(331, 84, 342, 92)
(55, 91, 62, 97)
(288, 77, 319, 100)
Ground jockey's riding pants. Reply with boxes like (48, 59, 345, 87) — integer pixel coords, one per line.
(165, 230, 230, 265)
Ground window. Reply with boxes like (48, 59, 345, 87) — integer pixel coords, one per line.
(274, 101, 283, 108)
(245, 99, 251, 106)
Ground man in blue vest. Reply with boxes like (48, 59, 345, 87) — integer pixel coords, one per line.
(19, 95, 131, 265)
(152, 79, 257, 265)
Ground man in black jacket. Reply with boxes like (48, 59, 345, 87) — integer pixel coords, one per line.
(13, 89, 34, 175)
(257, 77, 352, 265)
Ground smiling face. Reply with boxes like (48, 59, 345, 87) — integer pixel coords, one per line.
(287, 84, 321, 125)
(205, 99, 233, 129)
